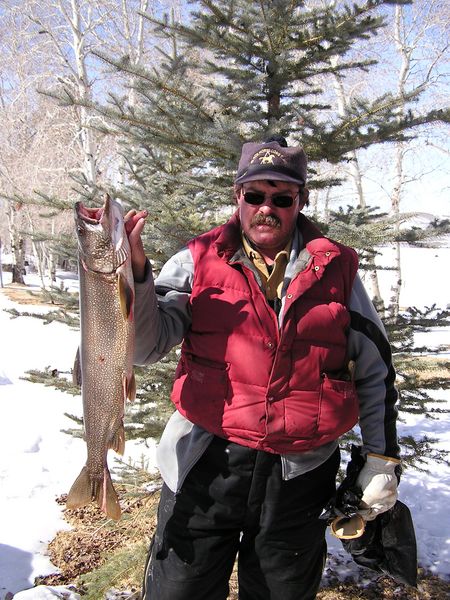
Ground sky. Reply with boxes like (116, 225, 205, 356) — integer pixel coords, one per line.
(0, 247, 449, 599)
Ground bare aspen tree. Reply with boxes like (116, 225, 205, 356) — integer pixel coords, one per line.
(89, 0, 182, 187)
(387, 0, 449, 316)
(26, 0, 102, 186)
(312, 0, 448, 314)
(118, 0, 150, 107)
(92, 0, 152, 187)
(5, 202, 26, 285)
(0, 2, 86, 284)
(0, 238, 4, 288)
(0, 7, 34, 284)
(389, 6, 409, 317)
(69, 0, 98, 185)
(330, 54, 385, 309)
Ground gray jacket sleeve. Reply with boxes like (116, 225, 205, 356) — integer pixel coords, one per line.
(348, 275, 400, 459)
(133, 248, 194, 365)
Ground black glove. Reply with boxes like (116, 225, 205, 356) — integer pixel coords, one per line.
(320, 445, 366, 539)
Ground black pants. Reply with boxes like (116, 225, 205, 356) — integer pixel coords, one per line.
(142, 437, 340, 600)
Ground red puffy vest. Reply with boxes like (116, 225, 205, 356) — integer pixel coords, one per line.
(170, 212, 360, 454)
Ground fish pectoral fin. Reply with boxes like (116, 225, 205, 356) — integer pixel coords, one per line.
(122, 371, 136, 402)
(127, 371, 136, 402)
(111, 423, 126, 455)
(66, 466, 92, 509)
(118, 272, 134, 321)
(99, 468, 121, 521)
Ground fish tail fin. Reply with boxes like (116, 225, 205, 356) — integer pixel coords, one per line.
(111, 422, 126, 455)
(98, 468, 121, 521)
(66, 466, 92, 509)
(66, 465, 122, 521)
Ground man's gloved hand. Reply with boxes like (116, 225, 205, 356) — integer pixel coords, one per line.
(356, 453, 401, 521)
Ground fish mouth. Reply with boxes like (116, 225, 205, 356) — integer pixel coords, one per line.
(75, 195, 111, 224)
(75, 195, 128, 270)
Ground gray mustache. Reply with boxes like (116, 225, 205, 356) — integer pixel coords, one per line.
(251, 213, 281, 228)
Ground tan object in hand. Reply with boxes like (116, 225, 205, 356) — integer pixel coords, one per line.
(330, 514, 366, 539)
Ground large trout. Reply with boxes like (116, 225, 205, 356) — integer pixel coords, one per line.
(67, 195, 135, 520)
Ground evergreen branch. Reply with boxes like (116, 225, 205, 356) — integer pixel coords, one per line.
(258, 0, 275, 54)
(40, 84, 232, 159)
(91, 49, 215, 123)
(141, 1, 267, 48)
(22, 368, 80, 396)
(300, 0, 387, 49)
(6, 308, 80, 328)
(335, 84, 437, 136)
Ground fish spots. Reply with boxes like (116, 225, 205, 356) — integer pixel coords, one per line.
(71, 195, 134, 520)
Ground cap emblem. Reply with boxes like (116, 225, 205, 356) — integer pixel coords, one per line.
(250, 148, 285, 166)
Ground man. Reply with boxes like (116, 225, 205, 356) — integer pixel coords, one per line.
(126, 138, 400, 600)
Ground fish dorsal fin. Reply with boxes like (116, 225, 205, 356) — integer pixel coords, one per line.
(72, 347, 82, 387)
(118, 272, 134, 321)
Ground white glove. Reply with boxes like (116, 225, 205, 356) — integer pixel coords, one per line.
(356, 453, 400, 521)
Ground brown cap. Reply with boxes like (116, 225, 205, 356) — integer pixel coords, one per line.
(235, 140, 307, 186)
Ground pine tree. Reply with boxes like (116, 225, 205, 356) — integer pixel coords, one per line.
(77, 0, 447, 265)
(74, 0, 447, 449)
(40, 1, 449, 468)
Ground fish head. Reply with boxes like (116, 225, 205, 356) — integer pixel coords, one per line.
(74, 195, 128, 273)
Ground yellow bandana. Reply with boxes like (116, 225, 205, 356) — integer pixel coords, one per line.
(242, 235, 291, 301)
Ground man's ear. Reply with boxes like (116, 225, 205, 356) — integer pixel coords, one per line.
(234, 184, 242, 205)
(299, 187, 309, 210)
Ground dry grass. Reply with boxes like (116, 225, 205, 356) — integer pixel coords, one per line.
(37, 490, 158, 588)
(401, 355, 450, 383)
(1, 283, 54, 306)
(227, 563, 449, 599)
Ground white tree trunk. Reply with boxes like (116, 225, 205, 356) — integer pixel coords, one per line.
(69, 0, 97, 186)
(116, 0, 149, 188)
(24, 207, 47, 289)
(389, 6, 410, 318)
(48, 218, 57, 282)
(331, 59, 384, 307)
(6, 201, 26, 285)
(390, 141, 406, 318)
(0, 238, 4, 288)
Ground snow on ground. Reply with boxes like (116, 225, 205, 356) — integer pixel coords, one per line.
(0, 270, 156, 599)
(367, 243, 450, 311)
(0, 245, 449, 598)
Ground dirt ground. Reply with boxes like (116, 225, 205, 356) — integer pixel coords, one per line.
(37, 491, 450, 600)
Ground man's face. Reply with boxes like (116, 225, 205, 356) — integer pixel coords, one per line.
(237, 180, 304, 260)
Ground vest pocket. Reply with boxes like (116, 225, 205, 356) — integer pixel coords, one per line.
(175, 354, 230, 424)
(284, 391, 320, 439)
(317, 374, 359, 437)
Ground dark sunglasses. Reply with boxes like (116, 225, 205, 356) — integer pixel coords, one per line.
(243, 191, 296, 208)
